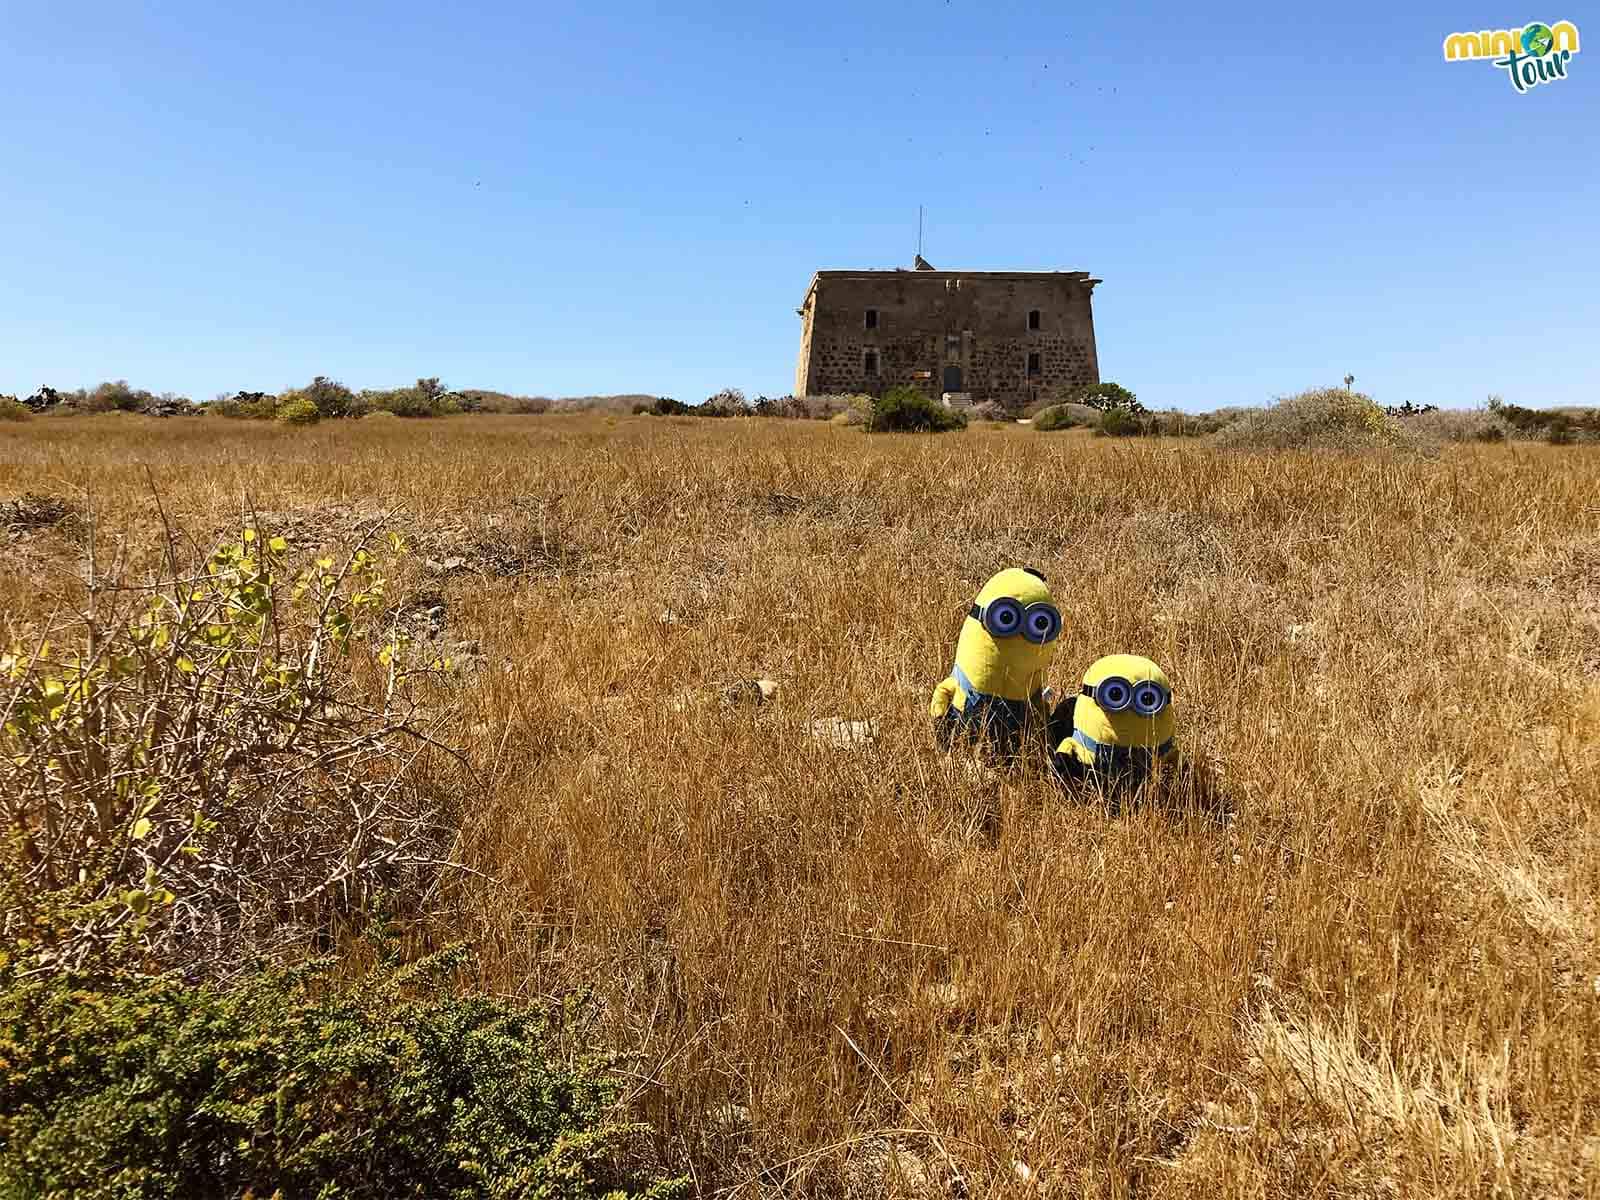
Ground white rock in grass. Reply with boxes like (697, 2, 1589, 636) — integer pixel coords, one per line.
(810, 717, 878, 748)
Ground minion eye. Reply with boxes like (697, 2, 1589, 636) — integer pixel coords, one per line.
(1023, 603, 1061, 645)
(1131, 681, 1168, 716)
(983, 597, 1024, 637)
(1093, 677, 1132, 713)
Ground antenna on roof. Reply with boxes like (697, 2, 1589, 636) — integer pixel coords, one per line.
(917, 205, 924, 261)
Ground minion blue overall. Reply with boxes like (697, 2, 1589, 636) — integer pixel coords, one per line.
(929, 567, 1064, 756)
(1050, 654, 1177, 785)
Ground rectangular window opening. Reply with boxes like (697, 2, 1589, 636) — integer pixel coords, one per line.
(1028, 309, 1041, 331)
(864, 350, 880, 377)
(1027, 352, 1042, 377)
(865, 308, 878, 330)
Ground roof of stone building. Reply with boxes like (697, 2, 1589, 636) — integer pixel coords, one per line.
(800, 266, 1100, 306)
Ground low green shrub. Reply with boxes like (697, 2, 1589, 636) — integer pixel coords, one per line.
(300, 375, 357, 418)
(1212, 387, 1431, 452)
(1096, 407, 1141, 437)
(1486, 396, 1599, 442)
(867, 385, 966, 433)
(698, 388, 751, 417)
(275, 396, 321, 425)
(1031, 402, 1100, 432)
(1056, 381, 1144, 415)
(1138, 409, 1229, 437)
(636, 397, 692, 416)
(1399, 406, 1511, 443)
(0, 397, 28, 421)
(209, 391, 278, 419)
(0, 946, 684, 1200)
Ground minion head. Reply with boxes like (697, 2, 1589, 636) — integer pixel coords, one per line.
(1065, 653, 1176, 770)
(952, 567, 1063, 702)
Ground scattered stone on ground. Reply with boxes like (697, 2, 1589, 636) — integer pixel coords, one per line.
(720, 678, 780, 707)
(845, 1138, 937, 1199)
(706, 1102, 751, 1133)
(225, 504, 571, 581)
(1, 492, 80, 537)
(809, 717, 878, 748)
(383, 593, 488, 677)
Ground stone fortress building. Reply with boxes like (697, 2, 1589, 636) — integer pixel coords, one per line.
(794, 256, 1101, 410)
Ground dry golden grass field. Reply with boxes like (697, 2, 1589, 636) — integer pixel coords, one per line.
(4, 413, 1599, 1197)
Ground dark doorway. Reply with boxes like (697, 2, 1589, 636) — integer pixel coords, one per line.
(942, 365, 963, 392)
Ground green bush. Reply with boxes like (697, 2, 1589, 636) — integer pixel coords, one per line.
(1484, 395, 1600, 441)
(1096, 407, 1141, 437)
(1057, 381, 1144, 415)
(77, 380, 151, 413)
(1031, 402, 1100, 432)
(637, 397, 692, 416)
(1212, 387, 1431, 452)
(357, 378, 461, 418)
(0, 397, 28, 421)
(209, 391, 278, 419)
(275, 396, 321, 425)
(299, 375, 356, 418)
(867, 385, 965, 433)
(0, 946, 684, 1200)
(1399, 407, 1511, 443)
(697, 388, 751, 417)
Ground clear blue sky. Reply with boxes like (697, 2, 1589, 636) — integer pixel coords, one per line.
(2, 2, 1595, 410)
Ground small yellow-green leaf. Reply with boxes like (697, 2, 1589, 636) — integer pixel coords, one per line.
(176, 657, 196, 674)
(131, 818, 152, 839)
(242, 528, 257, 542)
(268, 536, 288, 553)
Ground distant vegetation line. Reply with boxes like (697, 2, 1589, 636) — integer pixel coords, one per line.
(3, 375, 1596, 448)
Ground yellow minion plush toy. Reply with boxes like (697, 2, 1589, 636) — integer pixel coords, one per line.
(1051, 654, 1177, 782)
(929, 567, 1063, 754)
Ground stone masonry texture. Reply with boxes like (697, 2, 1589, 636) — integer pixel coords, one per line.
(794, 266, 1100, 409)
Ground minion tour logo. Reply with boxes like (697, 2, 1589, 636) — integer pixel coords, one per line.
(1443, 20, 1580, 92)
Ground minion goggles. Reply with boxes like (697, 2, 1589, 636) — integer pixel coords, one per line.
(1081, 676, 1171, 717)
(968, 597, 1063, 645)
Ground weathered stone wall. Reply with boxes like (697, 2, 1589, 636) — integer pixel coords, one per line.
(795, 270, 1099, 409)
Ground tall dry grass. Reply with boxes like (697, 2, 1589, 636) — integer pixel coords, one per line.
(3, 413, 1598, 1197)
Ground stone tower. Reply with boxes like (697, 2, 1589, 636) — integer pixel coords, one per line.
(794, 260, 1100, 409)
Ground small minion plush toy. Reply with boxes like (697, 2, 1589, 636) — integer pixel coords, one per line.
(1051, 654, 1177, 783)
(929, 567, 1064, 755)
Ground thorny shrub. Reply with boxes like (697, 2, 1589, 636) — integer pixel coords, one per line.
(0, 515, 464, 980)
(1211, 386, 1431, 452)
